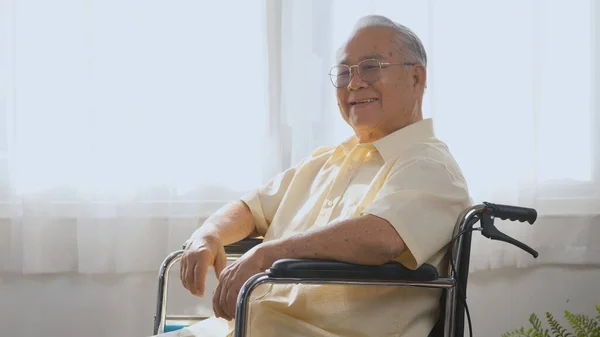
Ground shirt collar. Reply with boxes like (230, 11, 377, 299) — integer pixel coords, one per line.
(373, 118, 435, 162)
(337, 118, 436, 162)
(339, 135, 359, 153)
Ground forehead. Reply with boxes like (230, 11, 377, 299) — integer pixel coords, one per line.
(337, 27, 399, 64)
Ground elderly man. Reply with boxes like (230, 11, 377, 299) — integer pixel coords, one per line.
(168, 14, 471, 337)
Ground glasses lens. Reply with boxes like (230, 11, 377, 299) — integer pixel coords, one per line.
(329, 65, 351, 88)
(358, 59, 381, 83)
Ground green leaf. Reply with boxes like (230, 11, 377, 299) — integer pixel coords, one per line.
(565, 311, 587, 337)
(577, 313, 599, 336)
(531, 313, 544, 334)
(547, 312, 572, 337)
(504, 305, 600, 337)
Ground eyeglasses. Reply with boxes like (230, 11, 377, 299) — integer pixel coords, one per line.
(328, 58, 417, 88)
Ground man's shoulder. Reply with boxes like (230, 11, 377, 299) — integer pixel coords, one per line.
(393, 137, 467, 180)
(405, 137, 455, 162)
(384, 139, 472, 203)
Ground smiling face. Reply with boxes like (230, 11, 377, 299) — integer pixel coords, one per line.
(335, 26, 427, 143)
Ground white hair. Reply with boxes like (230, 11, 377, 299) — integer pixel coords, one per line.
(340, 15, 427, 68)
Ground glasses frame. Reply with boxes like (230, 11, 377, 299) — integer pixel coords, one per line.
(328, 58, 418, 88)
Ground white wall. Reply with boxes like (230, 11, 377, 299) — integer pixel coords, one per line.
(467, 265, 600, 337)
(1, 264, 599, 337)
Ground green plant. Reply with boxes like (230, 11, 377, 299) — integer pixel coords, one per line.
(502, 305, 600, 337)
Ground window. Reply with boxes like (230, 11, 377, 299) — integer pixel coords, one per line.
(280, 0, 600, 214)
(535, 0, 598, 196)
(4, 0, 271, 202)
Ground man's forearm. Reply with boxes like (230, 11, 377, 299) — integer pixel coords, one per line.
(259, 215, 406, 268)
(191, 200, 256, 246)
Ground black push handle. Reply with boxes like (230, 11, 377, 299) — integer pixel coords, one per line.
(484, 202, 537, 224)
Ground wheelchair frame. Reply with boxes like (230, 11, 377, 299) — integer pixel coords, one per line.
(153, 202, 538, 337)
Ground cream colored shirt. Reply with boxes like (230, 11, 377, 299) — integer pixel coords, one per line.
(179, 118, 471, 337)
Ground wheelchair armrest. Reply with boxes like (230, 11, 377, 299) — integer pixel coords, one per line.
(268, 259, 439, 281)
(224, 237, 263, 255)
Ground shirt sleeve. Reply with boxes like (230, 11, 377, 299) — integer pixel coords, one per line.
(240, 165, 299, 237)
(361, 157, 472, 269)
(240, 146, 334, 237)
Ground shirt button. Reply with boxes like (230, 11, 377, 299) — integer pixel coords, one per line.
(326, 200, 333, 207)
(348, 165, 354, 171)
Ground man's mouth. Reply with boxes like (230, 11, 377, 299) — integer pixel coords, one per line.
(350, 98, 378, 106)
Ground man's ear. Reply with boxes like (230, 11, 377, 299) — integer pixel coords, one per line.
(413, 64, 427, 91)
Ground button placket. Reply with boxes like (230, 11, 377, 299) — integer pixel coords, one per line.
(317, 146, 371, 225)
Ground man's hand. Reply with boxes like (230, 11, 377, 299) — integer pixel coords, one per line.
(212, 245, 270, 321)
(180, 233, 228, 297)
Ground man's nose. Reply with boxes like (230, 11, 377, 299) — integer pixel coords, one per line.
(347, 68, 368, 91)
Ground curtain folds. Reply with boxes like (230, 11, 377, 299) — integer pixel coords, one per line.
(1, 0, 598, 275)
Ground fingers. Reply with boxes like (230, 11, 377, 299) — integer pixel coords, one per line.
(219, 275, 233, 320)
(213, 262, 236, 320)
(211, 249, 228, 316)
(224, 285, 239, 319)
(185, 259, 198, 295)
(180, 252, 189, 290)
(214, 250, 227, 279)
(180, 239, 192, 289)
(193, 257, 209, 297)
(180, 249, 211, 297)
(213, 276, 226, 319)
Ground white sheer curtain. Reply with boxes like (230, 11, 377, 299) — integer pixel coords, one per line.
(0, 0, 275, 274)
(1, 0, 599, 276)
(278, 0, 600, 272)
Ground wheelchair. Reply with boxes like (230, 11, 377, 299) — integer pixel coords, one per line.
(153, 202, 539, 337)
